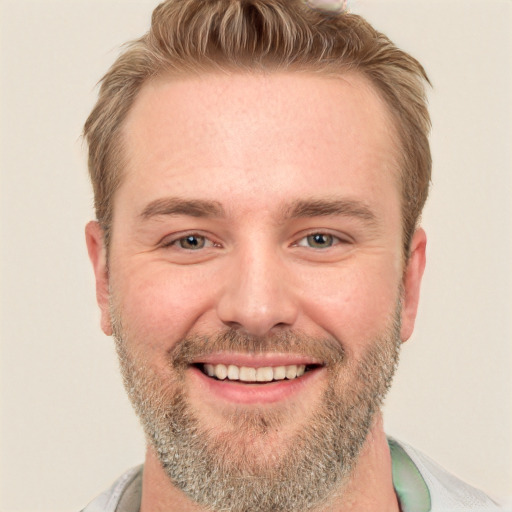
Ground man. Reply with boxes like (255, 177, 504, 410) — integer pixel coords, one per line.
(81, 0, 504, 510)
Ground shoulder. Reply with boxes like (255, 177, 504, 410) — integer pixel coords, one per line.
(81, 466, 143, 512)
(391, 437, 508, 511)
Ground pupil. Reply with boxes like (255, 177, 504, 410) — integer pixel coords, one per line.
(308, 233, 332, 248)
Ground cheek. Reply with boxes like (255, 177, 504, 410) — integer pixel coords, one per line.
(111, 263, 216, 352)
(297, 260, 401, 353)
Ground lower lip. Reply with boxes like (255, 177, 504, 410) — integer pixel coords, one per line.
(189, 366, 324, 405)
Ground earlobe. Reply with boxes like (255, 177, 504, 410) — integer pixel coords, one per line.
(400, 228, 427, 342)
(85, 221, 112, 336)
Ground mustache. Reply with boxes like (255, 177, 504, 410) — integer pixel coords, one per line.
(168, 329, 346, 368)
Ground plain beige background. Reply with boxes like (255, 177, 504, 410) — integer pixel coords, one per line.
(1, 0, 511, 511)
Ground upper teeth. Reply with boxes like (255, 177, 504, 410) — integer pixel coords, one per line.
(203, 364, 307, 382)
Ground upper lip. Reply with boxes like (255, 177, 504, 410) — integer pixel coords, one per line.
(192, 352, 324, 367)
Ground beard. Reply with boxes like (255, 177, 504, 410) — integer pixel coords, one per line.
(111, 304, 402, 512)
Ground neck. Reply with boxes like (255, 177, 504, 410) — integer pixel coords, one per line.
(140, 413, 399, 512)
(324, 413, 400, 512)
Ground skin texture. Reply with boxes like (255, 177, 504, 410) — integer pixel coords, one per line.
(86, 71, 426, 511)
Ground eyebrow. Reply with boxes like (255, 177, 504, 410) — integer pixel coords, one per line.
(139, 196, 378, 227)
(284, 198, 379, 225)
(139, 197, 225, 220)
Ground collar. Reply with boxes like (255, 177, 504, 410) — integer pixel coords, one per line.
(389, 438, 431, 512)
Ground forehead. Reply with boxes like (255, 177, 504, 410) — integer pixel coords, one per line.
(118, 70, 400, 217)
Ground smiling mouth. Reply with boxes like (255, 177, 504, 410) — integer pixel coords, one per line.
(196, 363, 321, 383)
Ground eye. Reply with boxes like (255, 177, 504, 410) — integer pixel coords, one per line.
(297, 233, 338, 249)
(162, 233, 217, 251)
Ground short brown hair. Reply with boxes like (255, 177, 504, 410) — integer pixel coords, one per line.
(84, 0, 431, 253)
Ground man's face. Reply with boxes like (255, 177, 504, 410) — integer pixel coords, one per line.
(87, 71, 425, 511)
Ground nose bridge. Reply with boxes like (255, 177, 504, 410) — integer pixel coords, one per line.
(216, 237, 298, 336)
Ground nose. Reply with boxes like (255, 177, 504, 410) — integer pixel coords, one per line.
(216, 245, 299, 337)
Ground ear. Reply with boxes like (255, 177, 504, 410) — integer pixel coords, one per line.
(85, 221, 112, 336)
(400, 228, 427, 342)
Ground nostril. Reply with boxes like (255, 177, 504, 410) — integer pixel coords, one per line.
(221, 320, 243, 330)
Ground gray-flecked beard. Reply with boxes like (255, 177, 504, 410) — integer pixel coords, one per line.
(112, 306, 402, 512)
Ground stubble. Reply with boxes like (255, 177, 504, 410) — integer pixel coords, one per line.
(112, 307, 402, 512)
